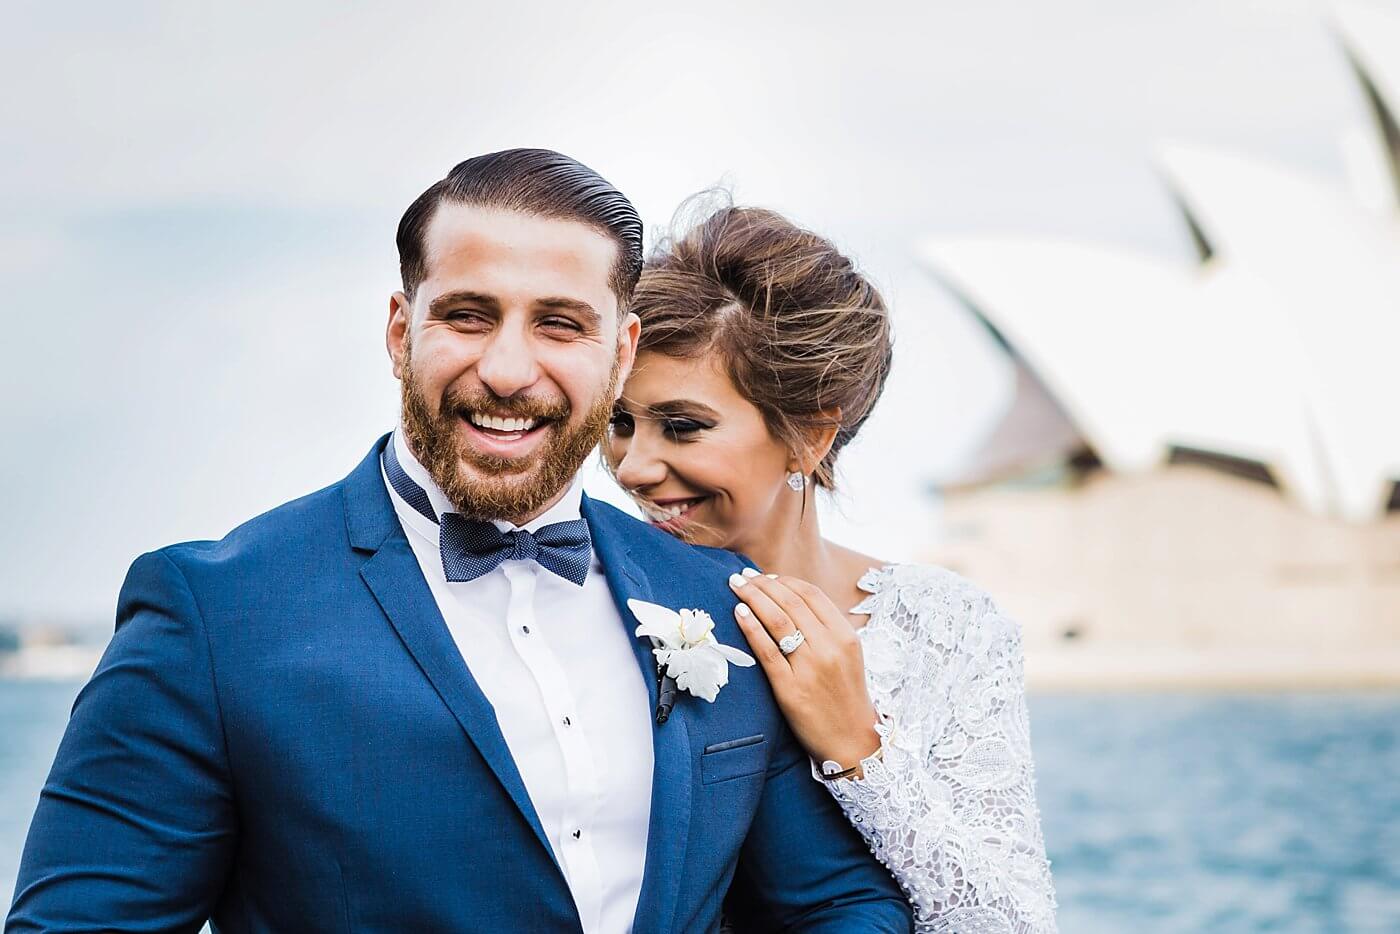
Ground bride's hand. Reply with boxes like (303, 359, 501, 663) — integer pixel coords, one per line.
(727, 569, 881, 772)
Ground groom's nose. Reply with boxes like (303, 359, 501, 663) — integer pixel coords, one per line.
(475, 320, 542, 399)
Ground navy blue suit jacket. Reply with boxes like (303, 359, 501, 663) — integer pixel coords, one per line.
(8, 436, 910, 933)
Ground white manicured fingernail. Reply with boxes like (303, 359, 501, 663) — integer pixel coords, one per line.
(735, 603, 753, 618)
(729, 573, 747, 588)
(765, 574, 778, 580)
(741, 567, 761, 578)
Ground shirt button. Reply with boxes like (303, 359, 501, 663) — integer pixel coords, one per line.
(572, 829, 582, 840)
(561, 716, 572, 727)
(521, 625, 531, 635)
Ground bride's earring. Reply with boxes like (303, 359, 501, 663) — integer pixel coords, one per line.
(786, 471, 806, 492)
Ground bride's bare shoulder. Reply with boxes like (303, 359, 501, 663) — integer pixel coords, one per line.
(825, 543, 889, 613)
(829, 543, 887, 583)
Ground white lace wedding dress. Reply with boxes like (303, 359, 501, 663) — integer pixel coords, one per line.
(817, 564, 1059, 934)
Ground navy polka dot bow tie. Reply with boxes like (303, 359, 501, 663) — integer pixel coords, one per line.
(438, 514, 591, 585)
(382, 437, 592, 586)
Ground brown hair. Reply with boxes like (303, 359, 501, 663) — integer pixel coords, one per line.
(632, 199, 893, 490)
(396, 148, 643, 305)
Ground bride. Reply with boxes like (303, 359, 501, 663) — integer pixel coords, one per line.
(605, 201, 1059, 933)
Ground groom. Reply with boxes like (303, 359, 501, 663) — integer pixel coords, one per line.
(7, 149, 910, 933)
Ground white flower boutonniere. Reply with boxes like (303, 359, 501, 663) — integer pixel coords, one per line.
(628, 598, 756, 703)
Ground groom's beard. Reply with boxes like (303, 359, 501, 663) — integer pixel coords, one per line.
(399, 342, 619, 523)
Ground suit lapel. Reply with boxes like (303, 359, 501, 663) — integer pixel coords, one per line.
(583, 497, 694, 934)
(346, 436, 561, 875)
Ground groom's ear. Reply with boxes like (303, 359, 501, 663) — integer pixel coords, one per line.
(387, 291, 412, 379)
(613, 310, 642, 400)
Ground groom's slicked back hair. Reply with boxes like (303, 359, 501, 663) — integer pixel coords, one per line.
(396, 148, 644, 306)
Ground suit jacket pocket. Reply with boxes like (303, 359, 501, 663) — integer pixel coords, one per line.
(701, 736, 768, 785)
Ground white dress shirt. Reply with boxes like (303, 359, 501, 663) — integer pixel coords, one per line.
(381, 429, 655, 934)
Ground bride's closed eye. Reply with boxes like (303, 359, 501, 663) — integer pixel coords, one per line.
(609, 409, 635, 437)
(659, 417, 710, 439)
(609, 409, 712, 441)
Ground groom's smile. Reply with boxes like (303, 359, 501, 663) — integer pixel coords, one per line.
(456, 402, 556, 463)
(386, 202, 640, 523)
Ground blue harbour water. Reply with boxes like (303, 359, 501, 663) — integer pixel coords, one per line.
(3, 681, 1398, 931)
(1031, 694, 1400, 933)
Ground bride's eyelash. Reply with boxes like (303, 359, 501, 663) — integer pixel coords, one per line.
(608, 410, 635, 436)
(609, 409, 712, 440)
(661, 418, 710, 438)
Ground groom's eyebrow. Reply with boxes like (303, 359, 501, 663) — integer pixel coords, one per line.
(426, 290, 600, 328)
(428, 290, 500, 315)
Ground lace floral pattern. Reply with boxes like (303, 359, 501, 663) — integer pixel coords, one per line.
(821, 564, 1058, 933)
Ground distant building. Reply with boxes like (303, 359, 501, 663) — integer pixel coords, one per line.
(0, 621, 103, 680)
(931, 466, 1400, 690)
(919, 1, 1400, 688)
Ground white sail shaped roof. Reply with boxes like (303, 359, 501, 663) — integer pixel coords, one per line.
(1157, 144, 1400, 520)
(919, 1, 1400, 521)
(1332, 0, 1400, 211)
(919, 238, 1334, 514)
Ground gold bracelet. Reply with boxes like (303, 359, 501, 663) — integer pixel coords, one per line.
(818, 711, 893, 782)
(819, 743, 884, 782)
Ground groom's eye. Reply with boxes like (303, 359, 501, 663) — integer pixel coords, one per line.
(446, 311, 491, 330)
(540, 316, 583, 334)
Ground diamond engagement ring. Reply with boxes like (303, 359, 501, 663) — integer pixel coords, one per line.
(778, 630, 806, 656)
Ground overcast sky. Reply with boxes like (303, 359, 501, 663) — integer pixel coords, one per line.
(0, 0, 1367, 623)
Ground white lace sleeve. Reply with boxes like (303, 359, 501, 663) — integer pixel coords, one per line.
(817, 567, 1058, 933)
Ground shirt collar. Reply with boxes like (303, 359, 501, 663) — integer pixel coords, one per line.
(390, 426, 584, 535)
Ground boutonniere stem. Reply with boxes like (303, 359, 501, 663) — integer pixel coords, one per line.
(655, 672, 678, 724)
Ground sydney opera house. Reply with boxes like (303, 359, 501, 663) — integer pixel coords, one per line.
(921, 1, 1400, 690)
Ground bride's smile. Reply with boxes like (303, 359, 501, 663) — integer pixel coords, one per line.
(639, 495, 708, 529)
(608, 351, 794, 551)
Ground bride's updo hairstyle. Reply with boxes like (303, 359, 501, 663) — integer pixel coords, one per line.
(632, 200, 893, 490)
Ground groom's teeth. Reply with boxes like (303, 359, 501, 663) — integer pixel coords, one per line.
(469, 413, 539, 432)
